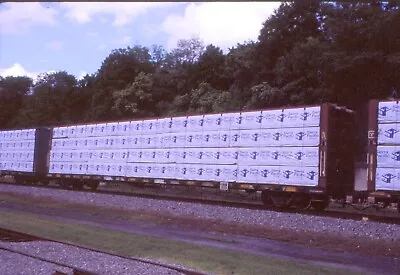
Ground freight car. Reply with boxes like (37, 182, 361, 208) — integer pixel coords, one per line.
(0, 101, 398, 212)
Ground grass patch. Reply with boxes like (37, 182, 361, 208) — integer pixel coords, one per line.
(0, 210, 353, 275)
(0, 191, 399, 259)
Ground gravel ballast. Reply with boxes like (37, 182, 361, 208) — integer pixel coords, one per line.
(0, 184, 399, 242)
(0, 241, 184, 275)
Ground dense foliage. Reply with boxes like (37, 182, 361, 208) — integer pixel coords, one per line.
(1, 2, 399, 129)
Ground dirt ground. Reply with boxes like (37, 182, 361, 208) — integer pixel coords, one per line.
(0, 198, 399, 275)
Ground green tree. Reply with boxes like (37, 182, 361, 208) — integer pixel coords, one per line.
(0, 76, 33, 128)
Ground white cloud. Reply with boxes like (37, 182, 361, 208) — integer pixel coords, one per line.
(0, 63, 39, 79)
(0, 3, 58, 34)
(161, 2, 281, 51)
(0, 63, 56, 84)
(45, 40, 63, 51)
(60, 2, 181, 26)
(77, 70, 88, 80)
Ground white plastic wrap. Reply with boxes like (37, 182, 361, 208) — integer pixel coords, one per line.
(217, 165, 237, 182)
(218, 130, 230, 147)
(258, 127, 320, 147)
(375, 167, 400, 191)
(240, 111, 263, 130)
(301, 106, 321, 128)
(238, 130, 260, 147)
(84, 124, 97, 137)
(376, 146, 400, 168)
(186, 115, 204, 132)
(116, 121, 131, 136)
(156, 118, 172, 134)
(170, 116, 188, 133)
(228, 130, 240, 147)
(141, 134, 159, 149)
(170, 133, 186, 148)
(129, 120, 143, 135)
(106, 122, 119, 136)
(221, 112, 240, 130)
(257, 165, 319, 186)
(378, 123, 400, 145)
(261, 109, 283, 129)
(142, 119, 158, 134)
(201, 131, 221, 148)
(242, 146, 320, 167)
(203, 114, 222, 131)
(378, 101, 400, 123)
(184, 132, 201, 148)
(237, 165, 259, 183)
(95, 124, 108, 136)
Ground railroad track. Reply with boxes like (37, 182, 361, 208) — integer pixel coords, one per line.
(0, 227, 206, 275)
(1, 180, 399, 225)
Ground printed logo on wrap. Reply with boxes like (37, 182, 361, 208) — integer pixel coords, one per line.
(392, 151, 400, 161)
(307, 171, 317, 180)
(379, 104, 400, 117)
(384, 128, 399, 139)
(382, 173, 397, 183)
(282, 170, 293, 179)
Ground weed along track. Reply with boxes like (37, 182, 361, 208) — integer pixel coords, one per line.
(0, 227, 206, 275)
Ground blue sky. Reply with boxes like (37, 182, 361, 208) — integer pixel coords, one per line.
(0, 2, 281, 81)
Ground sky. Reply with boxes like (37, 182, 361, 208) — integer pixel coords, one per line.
(0, 2, 281, 81)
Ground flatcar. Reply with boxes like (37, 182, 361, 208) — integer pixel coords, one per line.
(0, 100, 399, 212)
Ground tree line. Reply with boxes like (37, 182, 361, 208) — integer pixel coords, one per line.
(0, 1, 399, 130)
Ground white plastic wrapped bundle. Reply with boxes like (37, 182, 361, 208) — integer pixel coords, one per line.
(375, 167, 400, 191)
(160, 163, 177, 179)
(169, 133, 186, 148)
(106, 122, 119, 136)
(240, 111, 263, 130)
(156, 118, 172, 134)
(185, 132, 202, 148)
(203, 114, 222, 131)
(67, 126, 78, 138)
(218, 131, 230, 148)
(229, 130, 241, 147)
(261, 109, 283, 129)
(221, 112, 240, 130)
(378, 101, 400, 123)
(170, 116, 188, 133)
(378, 123, 400, 145)
(130, 120, 143, 135)
(257, 165, 319, 186)
(242, 146, 319, 167)
(202, 131, 221, 148)
(301, 106, 321, 128)
(157, 149, 173, 163)
(95, 123, 108, 136)
(142, 119, 158, 134)
(131, 150, 144, 163)
(237, 165, 259, 183)
(257, 166, 282, 184)
(116, 121, 131, 136)
(140, 134, 159, 149)
(186, 115, 204, 132)
(84, 124, 97, 137)
(376, 145, 400, 168)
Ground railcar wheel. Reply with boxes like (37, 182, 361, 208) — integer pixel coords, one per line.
(311, 198, 329, 211)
